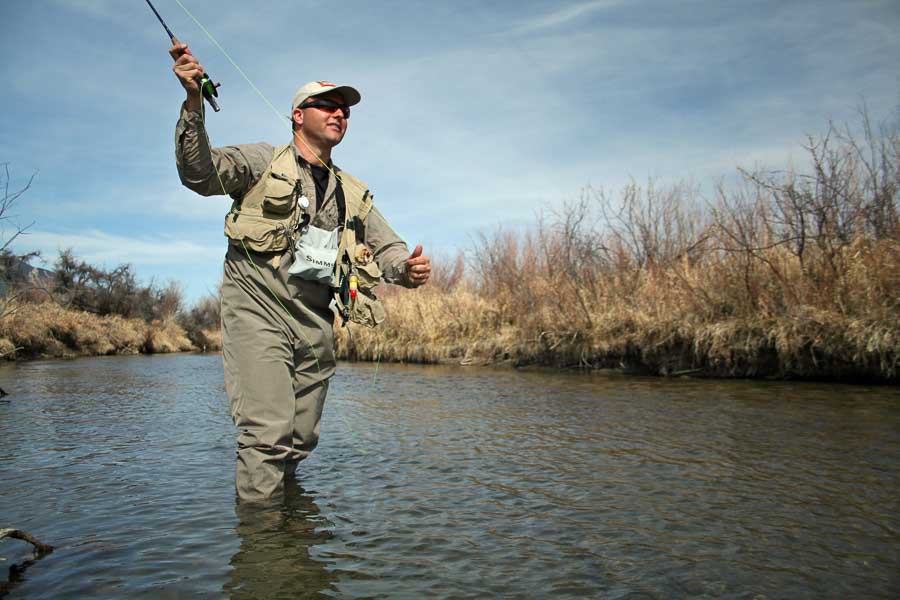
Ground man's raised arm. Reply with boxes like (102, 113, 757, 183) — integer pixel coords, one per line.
(170, 41, 271, 198)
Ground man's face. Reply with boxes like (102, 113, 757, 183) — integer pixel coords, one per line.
(293, 91, 349, 148)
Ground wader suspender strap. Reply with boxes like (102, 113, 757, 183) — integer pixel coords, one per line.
(357, 191, 373, 222)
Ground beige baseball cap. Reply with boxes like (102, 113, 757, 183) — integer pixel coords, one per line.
(291, 81, 361, 112)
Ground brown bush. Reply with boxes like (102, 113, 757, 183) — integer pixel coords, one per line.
(177, 291, 221, 351)
(52, 250, 184, 321)
(143, 319, 194, 354)
(336, 113, 899, 381)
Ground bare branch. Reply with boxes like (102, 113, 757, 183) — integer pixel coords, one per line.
(0, 528, 54, 555)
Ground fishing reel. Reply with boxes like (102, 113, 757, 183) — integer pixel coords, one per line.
(196, 73, 221, 112)
(145, 0, 221, 112)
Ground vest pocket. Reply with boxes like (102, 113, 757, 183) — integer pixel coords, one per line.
(355, 261, 382, 291)
(349, 291, 386, 328)
(224, 213, 289, 252)
(353, 244, 382, 291)
(262, 173, 297, 215)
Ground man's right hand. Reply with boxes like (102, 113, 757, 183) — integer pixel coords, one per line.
(169, 41, 203, 111)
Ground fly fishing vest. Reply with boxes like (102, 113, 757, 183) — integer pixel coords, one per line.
(224, 144, 386, 328)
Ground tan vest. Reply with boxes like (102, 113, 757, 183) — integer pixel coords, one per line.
(223, 145, 385, 327)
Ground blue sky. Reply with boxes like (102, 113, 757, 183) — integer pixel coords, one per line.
(3, 0, 898, 303)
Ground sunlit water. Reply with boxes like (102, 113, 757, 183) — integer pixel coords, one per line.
(0, 355, 898, 599)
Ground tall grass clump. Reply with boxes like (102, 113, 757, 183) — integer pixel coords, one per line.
(339, 114, 898, 381)
(0, 249, 201, 360)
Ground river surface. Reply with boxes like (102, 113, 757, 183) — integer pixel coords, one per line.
(0, 355, 897, 599)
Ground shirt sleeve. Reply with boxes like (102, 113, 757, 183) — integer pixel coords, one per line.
(365, 206, 414, 287)
(174, 103, 274, 198)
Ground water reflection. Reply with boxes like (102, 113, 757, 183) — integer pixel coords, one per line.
(225, 477, 336, 600)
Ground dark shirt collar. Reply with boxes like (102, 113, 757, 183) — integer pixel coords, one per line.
(291, 144, 333, 170)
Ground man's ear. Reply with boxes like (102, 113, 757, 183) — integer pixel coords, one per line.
(292, 108, 304, 130)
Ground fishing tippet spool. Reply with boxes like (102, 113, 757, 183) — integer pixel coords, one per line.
(196, 73, 221, 112)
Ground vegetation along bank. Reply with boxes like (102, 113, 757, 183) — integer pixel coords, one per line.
(3, 118, 898, 382)
(337, 119, 899, 383)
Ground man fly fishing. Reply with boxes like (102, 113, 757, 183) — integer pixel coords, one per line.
(169, 41, 431, 503)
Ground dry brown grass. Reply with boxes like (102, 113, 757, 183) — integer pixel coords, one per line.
(192, 327, 222, 352)
(337, 119, 899, 382)
(337, 241, 897, 381)
(0, 302, 197, 360)
(336, 285, 507, 364)
(143, 319, 194, 354)
(4, 116, 895, 380)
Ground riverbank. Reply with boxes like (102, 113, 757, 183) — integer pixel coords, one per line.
(4, 120, 897, 381)
(338, 123, 899, 383)
(334, 284, 898, 383)
(0, 302, 220, 360)
(1, 293, 895, 382)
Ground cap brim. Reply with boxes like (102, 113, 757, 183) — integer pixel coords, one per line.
(307, 85, 361, 106)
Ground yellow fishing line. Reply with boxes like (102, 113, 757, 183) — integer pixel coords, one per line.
(199, 102, 228, 196)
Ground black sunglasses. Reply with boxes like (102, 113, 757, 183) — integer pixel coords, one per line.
(299, 98, 350, 117)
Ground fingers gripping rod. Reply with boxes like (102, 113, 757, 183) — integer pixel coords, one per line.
(144, 0, 221, 112)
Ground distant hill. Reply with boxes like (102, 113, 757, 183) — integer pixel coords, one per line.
(0, 255, 54, 298)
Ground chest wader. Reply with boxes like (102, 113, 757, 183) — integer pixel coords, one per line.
(221, 145, 384, 501)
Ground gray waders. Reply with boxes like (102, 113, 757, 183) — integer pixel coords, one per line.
(221, 243, 336, 502)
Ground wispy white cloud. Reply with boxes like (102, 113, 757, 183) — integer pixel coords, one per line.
(13, 229, 222, 269)
(508, 0, 625, 35)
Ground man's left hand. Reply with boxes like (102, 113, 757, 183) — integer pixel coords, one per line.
(405, 245, 431, 288)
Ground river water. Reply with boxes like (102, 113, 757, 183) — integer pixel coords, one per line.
(0, 355, 897, 599)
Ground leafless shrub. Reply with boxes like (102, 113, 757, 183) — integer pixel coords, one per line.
(53, 249, 184, 321)
(344, 109, 899, 380)
(595, 180, 708, 272)
(426, 249, 466, 291)
(710, 107, 899, 317)
(153, 280, 184, 321)
(0, 164, 38, 320)
(469, 227, 533, 317)
(178, 286, 222, 350)
(0, 163, 36, 255)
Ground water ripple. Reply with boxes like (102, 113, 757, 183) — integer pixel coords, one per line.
(0, 358, 898, 598)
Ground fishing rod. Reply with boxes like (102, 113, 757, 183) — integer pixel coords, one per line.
(144, 0, 221, 112)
